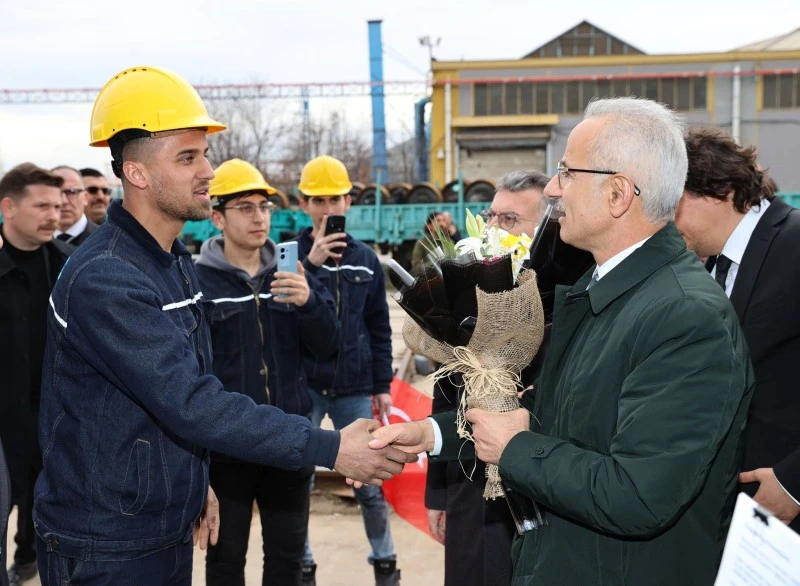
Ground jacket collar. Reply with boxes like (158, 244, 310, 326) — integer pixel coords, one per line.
(107, 200, 191, 268)
(0, 223, 73, 279)
(728, 197, 792, 318)
(568, 223, 686, 314)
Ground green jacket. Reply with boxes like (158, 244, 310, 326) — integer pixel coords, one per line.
(434, 223, 754, 585)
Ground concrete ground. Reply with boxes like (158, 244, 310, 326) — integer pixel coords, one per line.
(5, 291, 444, 585)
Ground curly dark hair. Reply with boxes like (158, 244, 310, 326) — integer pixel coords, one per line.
(684, 127, 775, 213)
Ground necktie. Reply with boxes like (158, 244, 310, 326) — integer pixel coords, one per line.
(586, 271, 599, 290)
(56, 233, 72, 242)
(714, 255, 733, 291)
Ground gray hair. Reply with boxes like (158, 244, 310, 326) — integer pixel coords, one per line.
(584, 98, 687, 223)
(495, 170, 550, 194)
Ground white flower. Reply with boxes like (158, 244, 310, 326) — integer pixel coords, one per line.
(455, 236, 483, 256)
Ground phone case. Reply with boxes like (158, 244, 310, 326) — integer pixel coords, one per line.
(277, 242, 298, 274)
(326, 215, 346, 234)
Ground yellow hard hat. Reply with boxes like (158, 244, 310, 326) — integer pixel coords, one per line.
(298, 155, 353, 197)
(210, 159, 276, 206)
(89, 66, 226, 147)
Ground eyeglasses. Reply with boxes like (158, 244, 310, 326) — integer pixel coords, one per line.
(224, 202, 274, 217)
(478, 209, 537, 232)
(556, 163, 641, 196)
(86, 186, 112, 196)
(60, 188, 85, 198)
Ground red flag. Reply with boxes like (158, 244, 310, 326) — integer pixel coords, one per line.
(381, 377, 437, 539)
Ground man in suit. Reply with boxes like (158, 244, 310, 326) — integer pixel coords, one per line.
(676, 127, 800, 530)
(52, 166, 98, 246)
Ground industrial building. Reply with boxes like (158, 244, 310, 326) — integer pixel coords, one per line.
(428, 21, 800, 191)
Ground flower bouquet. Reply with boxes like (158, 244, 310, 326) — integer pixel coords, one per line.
(386, 204, 556, 517)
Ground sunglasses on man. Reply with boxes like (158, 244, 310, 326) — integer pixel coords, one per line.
(86, 186, 113, 196)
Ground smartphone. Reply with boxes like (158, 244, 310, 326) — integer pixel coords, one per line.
(277, 241, 298, 274)
(325, 215, 346, 235)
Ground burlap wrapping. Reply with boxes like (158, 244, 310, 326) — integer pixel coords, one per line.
(403, 270, 545, 499)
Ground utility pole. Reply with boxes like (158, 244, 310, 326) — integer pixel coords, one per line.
(418, 36, 441, 79)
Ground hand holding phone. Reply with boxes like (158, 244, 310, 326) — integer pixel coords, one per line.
(273, 242, 310, 305)
(307, 214, 348, 267)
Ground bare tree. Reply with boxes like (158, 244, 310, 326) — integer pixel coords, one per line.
(204, 99, 376, 196)
(205, 99, 293, 179)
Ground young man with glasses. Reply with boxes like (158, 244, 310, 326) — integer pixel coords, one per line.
(80, 168, 113, 225)
(195, 158, 341, 585)
(52, 166, 98, 246)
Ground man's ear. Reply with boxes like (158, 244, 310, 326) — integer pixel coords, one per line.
(0, 196, 15, 219)
(122, 161, 148, 190)
(210, 209, 225, 231)
(608, 175, 636, 219)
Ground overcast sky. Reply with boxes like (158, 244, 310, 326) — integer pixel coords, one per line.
(1, 0, 797, 174)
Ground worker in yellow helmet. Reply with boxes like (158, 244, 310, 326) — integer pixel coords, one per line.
(34, 68, 415, 586)
(295, 156, 401, 586)
(197, 158, 340, 585)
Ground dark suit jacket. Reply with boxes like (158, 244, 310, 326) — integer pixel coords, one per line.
(68, 217, 99, 246)
(721, 197, 800, 530)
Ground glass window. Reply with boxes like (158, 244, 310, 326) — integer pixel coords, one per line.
(597, 79, 612, 98)
(661, 78, 676, 108)
(535, 84, 549, 114)
(676, 78, 691, 110)
(693, 78, 707, 110)
(581, 81, 596, 110)
(551, 82, 565, 113)
(505, 83, 520, 115)
(520, 83, 533, 114)
(474, 84, 488, 116)
(566, 81, 581, 113)
(762, 75, 777, 109)
(779, 74, 794, 108)
(489, 84, 503, 115)
(612, 78, 629, 97)
(645, 79, 659, 101)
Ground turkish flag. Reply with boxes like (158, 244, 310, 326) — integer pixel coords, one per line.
(381, 377, 435, 539)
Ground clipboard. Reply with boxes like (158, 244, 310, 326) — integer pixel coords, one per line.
(714, 492, 800, 585)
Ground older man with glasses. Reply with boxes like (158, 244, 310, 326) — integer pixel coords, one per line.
(80, 168, 113, 225)
(52, 166, 99, 246)
(373, 98, 754, 585)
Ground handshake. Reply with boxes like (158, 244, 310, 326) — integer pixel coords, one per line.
(333, 408, 532, 486)
(332, 418, 435, 487)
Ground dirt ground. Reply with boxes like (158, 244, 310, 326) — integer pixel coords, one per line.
(5, 291, 445, 585)
(6, 488, 444, 585)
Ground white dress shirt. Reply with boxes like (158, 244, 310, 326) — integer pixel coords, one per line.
(54, 213, 88, 242)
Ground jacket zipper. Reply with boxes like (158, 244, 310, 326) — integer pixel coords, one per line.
(251, 284, 271, 405)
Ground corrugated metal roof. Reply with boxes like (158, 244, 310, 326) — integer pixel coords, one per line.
(735, 27, 800, 51)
